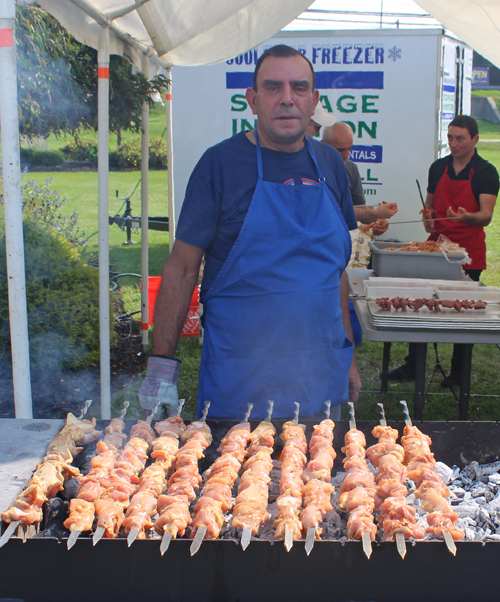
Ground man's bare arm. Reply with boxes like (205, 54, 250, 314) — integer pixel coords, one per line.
(423, 192, 435, 233)
(354, 202, 397, 225)
(340, 271, 361, 403)
(446, 193, 497, 227)
(152, 240, 205, 357)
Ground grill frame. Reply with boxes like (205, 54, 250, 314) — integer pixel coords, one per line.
(1, 419, 500, 602)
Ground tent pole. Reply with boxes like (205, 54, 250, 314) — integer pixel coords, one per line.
(140, 53, 149, 353)
(165, 67, 175, 252)
(0, 0, 32, 418)
(98, 25, 111, 419)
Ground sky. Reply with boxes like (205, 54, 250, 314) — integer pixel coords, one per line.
(285, 0, 444, 31)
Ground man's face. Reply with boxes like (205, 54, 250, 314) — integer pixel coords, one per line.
(246, 55, 319, 151)
(447, 125, 479, 160)
(331, 129, 353, 163)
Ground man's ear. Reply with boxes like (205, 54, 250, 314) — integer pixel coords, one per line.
(312, 89, 320, 113)
(473, 134, 479, 145)
(246, 87, 258, 115)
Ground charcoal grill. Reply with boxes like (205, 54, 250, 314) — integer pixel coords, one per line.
(1, 419, 500, 602)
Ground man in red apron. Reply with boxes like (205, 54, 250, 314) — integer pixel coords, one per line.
(139, 45, 361, 420)
(388, 115, 499, 386)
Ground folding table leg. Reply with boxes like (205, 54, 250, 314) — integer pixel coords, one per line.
(459, 344, 473, 420)
(413, 343, 427, 421)
(380, 342, 391, 393)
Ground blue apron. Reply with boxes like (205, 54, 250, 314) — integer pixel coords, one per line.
(197, 133, 353, 419)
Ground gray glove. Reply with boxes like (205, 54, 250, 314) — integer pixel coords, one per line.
(139, 355, 181, 418)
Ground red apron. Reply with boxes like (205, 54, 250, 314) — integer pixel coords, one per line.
(429, 165, 486, 270)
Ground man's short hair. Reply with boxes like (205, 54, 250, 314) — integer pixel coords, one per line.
(253, 44, 315, 91)
(449, 115, 478, 138)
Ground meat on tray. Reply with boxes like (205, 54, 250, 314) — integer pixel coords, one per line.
(375, 297, 487, 312)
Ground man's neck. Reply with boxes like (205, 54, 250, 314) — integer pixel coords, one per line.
(452, 149, 475, 176)
(245, 128, 305, 153)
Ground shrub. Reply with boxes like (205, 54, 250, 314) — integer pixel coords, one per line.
(30, 149, 65, 166)
(149, 136, 168, 169)
(0, 220, 104, 371)
(21, 177, 88, 249)
(60, 139, 98, 162)
(116, 139, 141, 169)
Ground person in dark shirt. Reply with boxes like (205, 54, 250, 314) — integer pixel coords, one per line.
(389, 115, 499, 386)
(139, 44, 361, 421)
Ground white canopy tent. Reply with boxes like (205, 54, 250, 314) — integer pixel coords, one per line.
(414, 0, 500, 70)
(0, 0, 313, 418)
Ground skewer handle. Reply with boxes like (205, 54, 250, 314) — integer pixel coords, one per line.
(92, 526, 105, 546)
(67, 529, 81, 550)
(399, 400, 412, 427)
(127, 527, 140, 547)
(78, 400, 92, 420)
(324, 400, 331, 419)
(284, 526, 294, 552)
(266, 400, 274, 422)
(243, 403, 253, 422)
(361, 532, 373, 559)
(176, 398, 186, 416)
(200, 400, 211, 422)
(119, 400, 130, 420)
(377, 403, 387, 427)
(443, 531, 457, 556)
(348, 401, 356, 430)
(190, 526, 207, 556)
(293, 402, 300, 425)
(146, 399, 161, 425)
(160, 530, 173, 556)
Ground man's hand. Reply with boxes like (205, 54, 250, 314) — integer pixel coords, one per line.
(139, 356, 181, 418)
(446, 206, 467, 221)
(372, 219, 389, 236)
(421, 208, 434, 233)
(374, 201, 398, 220)
(348, 359, 361, 404)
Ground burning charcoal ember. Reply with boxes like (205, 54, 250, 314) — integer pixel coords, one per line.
(34, 498, 70, 539)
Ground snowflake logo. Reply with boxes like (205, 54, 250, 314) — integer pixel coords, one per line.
(388, 46, 402, 61)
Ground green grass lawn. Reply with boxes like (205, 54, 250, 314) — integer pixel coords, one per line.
(3, 111, 500, 422)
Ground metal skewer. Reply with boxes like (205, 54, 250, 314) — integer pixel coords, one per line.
(160, 527, 175, 556)
(176, 398, 186, 416)
(399, 401, 456, 556)
(266, 400, 274, 423)
(305, 401, 332, 556)
(200, 400, 211, 422)
(146, 399, 161, 426)
(377, 403, 387, 427)
(0, 520, 20, 548)
(92, 526, 105, 546)
(348, 401, 356, 431)
(284, 403, 301, 551)
(67, 529, 81, 550)
(241, 402, 272, 551)
(78, 399, 92, 420)
(416, 179, 426, 211)
(324, 400, 331, 419)
(119, 400, 130, 420)
(127, 527, 140, 547)
(193, 403, 254, 557)
(93, 401, 130, 547)
(395, 532, 407, 559)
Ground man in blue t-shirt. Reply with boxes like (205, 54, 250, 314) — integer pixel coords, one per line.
(139, 44, 361, 420)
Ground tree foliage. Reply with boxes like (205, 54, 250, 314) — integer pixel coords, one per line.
(16, 5, 170, 140)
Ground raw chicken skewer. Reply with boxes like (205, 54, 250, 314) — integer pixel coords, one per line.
(233, 401, 276, 551)
(0, 404, 100, 549)
(66, 404, 157, 549)
(274, 402, 308, 553)
(399, 400, 463, 555)
(301, 401, 336, 556)
(154, 401, 212, 554)
(189, 403, 254, 556)
(366, 404, 425, 558)
(91, 402, 133, 545)
(337, 402, 375, 559)
(125, 414, 188, 546)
